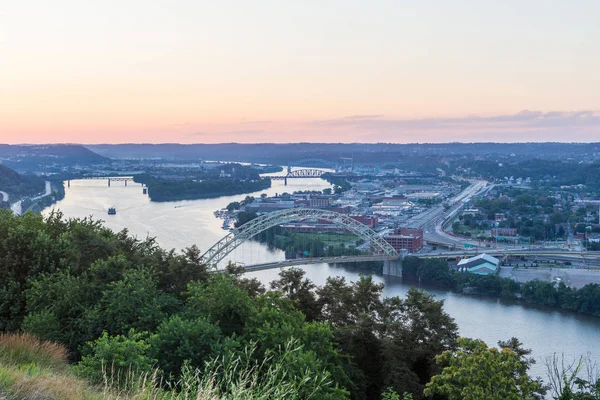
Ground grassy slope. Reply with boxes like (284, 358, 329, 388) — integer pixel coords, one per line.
(0, 333, 319, 400)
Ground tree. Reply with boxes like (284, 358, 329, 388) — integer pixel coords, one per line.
(270, 268, 321, 321)
(226, 201, 240, 211)
(149, 316, 223, 378)
(425, 337, 546, 400)
(544, 353, 600, 400)
(76, 329, 155, 387)
(235, 211, 258, 227)
(185, 274, 255, 336)
(84, 267, 180, 339)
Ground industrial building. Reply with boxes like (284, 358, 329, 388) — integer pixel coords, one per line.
(383, 228, 423, 253)
(457, 253, 500, 275)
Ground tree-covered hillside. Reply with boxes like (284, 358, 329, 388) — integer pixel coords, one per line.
(2, 211, 597, 399)
(0, 144, 107, 172)
(0, 164, 45, 202)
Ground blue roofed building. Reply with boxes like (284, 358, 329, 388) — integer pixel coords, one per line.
(457, 253, 500, 275)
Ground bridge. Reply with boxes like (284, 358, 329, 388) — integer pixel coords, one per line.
(202, 206, 600, 277)
(201, 207, 401, 272)
(69, 176, 135, 187)
(217, 248, 600, 277)
(261, 169, 328, 185)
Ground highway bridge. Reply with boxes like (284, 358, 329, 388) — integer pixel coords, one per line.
(219, 249, 600, 274)
(201, 207, 402, 273)
(202, 205, 598, 277)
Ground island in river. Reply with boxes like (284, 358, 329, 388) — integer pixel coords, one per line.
(133, 163, 274, 202)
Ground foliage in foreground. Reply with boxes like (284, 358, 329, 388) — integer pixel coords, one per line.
(0, 332, 343, 399)
(0, 210, 459, 399)
(3, 210, 599, 399)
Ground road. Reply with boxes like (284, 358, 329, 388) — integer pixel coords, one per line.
(0, 191, 8, 203)
(404, 180, 490, 249)
(216, 255, 395, 273)
(9, 181, 51, 216)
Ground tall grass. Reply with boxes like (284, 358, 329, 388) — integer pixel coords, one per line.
(103, 340, 336, 399)
(0, 332, 68, 370)
(0, 335, 336, 399)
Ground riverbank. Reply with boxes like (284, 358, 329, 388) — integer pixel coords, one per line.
(403, 256, 600, 318)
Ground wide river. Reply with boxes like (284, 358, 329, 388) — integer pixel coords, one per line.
(43, 169, 600, 379)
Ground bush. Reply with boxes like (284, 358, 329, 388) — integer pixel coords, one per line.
(76, 330, 155, 387)
(149, 316, 223, 378)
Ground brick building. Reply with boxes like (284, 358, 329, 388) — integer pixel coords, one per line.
(384, 228, 423, 253)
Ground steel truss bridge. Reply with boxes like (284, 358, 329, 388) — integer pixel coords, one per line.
(201, 207, 399, 268)
(69, 176, 135, 187)
(264, 168, 328, 180)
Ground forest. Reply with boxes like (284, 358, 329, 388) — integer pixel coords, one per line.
(0, 210, 598, 399)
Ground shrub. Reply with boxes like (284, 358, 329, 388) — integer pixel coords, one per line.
(76, 329, 155, 387)
(149, 316, 223, 378)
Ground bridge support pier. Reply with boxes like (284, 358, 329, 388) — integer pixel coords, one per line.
(383, 259, 403, 277)
(125, 180, 127, 186)
(67, 180, 70, 188)
(108, 178, 111, 187)
(284, 177, 287, 185)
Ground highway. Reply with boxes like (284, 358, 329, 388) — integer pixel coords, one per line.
(404, 180, 489, 248)
(9, 181, 51, 216)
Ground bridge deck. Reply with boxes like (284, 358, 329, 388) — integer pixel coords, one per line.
(215, 255, 396, 272)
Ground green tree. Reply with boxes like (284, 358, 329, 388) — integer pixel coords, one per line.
(424, 337, 545, 400)
(76, 329, 155, 387)
(84, 267, 180, 339)
(271, 268, 321, 321)
(149, 315, 223, 378)
(185, 274, 255, 336)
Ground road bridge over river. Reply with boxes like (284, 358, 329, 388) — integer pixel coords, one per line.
(201, 207, 403, 274)
(202, 205, 599, 277)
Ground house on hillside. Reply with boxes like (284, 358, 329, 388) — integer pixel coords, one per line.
(457, 253, 500, 275)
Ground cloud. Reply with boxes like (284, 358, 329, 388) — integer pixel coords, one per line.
(309, 110, 600, 132)
(341, 115, 384, 120)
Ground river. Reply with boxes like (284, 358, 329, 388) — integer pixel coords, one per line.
(43, 169, 600, 379)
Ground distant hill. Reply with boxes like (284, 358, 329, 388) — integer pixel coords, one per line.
(0, 144, 108, 171)
(87, 142, 600, 165)
(0, 164, 45, 201)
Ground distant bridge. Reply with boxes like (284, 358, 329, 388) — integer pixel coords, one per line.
(72, 176, 135, 187)
(262, 168, 329, 184)
(201, 207, 400, 270)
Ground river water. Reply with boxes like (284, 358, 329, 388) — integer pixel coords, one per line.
(43, 170, 600, 379)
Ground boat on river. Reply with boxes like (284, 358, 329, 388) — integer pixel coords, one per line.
(108, 207, 117, 215)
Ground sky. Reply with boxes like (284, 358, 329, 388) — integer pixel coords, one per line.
(1, 0, 599, 144)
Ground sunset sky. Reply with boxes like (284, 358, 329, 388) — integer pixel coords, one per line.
(1, 1, 599, 144)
